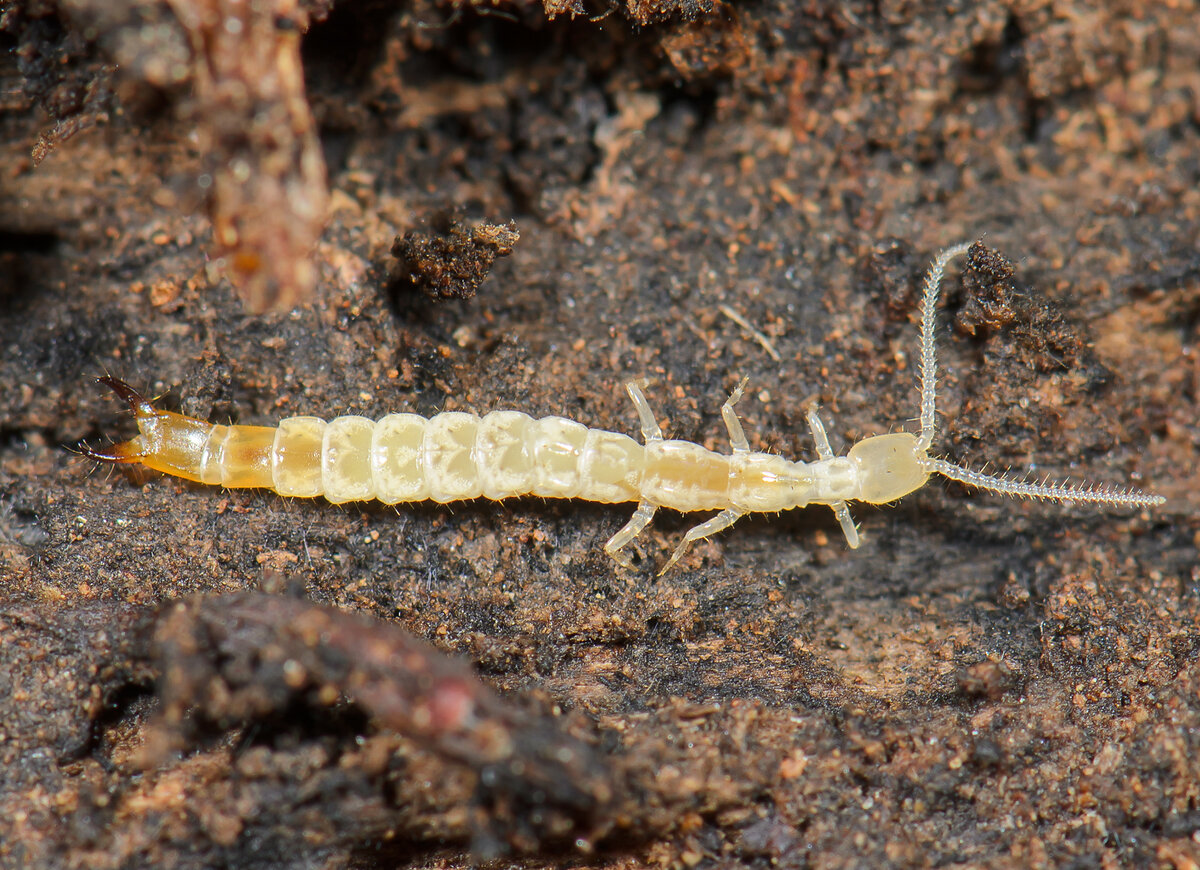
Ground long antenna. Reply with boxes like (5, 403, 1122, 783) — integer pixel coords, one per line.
(913, 241, 1164, 509)
(926, 458, 1165, 507)
(916, 242, 972, 452)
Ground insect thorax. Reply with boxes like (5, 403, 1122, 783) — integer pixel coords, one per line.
(728, 452, 819, 512)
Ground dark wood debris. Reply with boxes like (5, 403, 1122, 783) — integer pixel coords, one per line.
(391, 219, 520, 301)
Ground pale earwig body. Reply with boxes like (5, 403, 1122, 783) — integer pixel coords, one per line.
(83, 242, 1165, 572)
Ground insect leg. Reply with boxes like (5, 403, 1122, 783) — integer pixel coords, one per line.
(806, 405, 860, 547)
(604, 501, 657, 569)
(721, 377, 751, 453)
(624, 381, 663, 442)
(661, 507, 746, 575)
(606, 386, 662, 568)
(805, 405, 834, 459)
(831, 502, 860, 548)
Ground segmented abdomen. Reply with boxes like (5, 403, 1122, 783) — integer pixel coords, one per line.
(240, 412, 648, 505)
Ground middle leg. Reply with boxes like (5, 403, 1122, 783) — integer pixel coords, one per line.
(605, 502, 658, 569)
(661, 507, 746, 575)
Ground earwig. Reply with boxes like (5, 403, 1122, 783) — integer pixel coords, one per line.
(82, 242, 1164, 573)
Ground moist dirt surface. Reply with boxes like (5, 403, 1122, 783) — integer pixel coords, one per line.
(1, 1, 1198, 868)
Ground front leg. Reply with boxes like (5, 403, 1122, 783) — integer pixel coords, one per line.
(831, 502, 860, 548)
